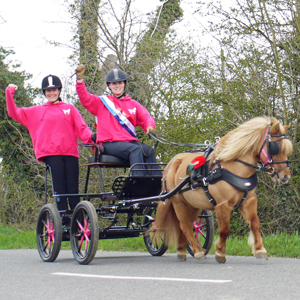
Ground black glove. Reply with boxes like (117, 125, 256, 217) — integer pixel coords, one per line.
(91, 133, 97, 142)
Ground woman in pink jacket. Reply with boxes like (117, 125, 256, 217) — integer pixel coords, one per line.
(75, 65, 160, 176)
(6, 75, 93, 214)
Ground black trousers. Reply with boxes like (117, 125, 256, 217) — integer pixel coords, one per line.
(102, 141, 161, 176)
(44, 155, 80, 211)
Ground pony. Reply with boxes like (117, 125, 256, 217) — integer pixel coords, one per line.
(154, 116, 293, 263)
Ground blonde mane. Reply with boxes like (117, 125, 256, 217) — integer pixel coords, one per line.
(211, 116, 272, 161)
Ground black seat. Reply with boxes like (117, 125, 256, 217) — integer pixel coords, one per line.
(87, 155, 129, 166)
(82, 145, 130, 193)
(81, 144, 165, 198)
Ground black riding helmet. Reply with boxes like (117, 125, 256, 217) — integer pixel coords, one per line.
(42, 75, 62, 95)
(106, 69, 127, 98)
(106, 69, 127, 85)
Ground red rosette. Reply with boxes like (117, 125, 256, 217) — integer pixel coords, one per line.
(191, 156, 206, 169)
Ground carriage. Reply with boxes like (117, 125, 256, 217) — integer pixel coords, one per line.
(36, 116, 292, 265)
(36, 137, 215, 265)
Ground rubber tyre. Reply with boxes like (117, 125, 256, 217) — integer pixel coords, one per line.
(187, 210, 214, 256)
(36, 203, 62, 262)
(143, 207, 168, 256)
(70, 201, 99, 265)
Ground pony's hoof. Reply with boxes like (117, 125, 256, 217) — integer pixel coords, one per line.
(255, 250, 268, 260)
(177, 254, 187, 262)
(194, 251, 205, 260)
(215, 252, 226, 263)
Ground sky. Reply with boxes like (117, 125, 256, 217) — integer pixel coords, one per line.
(0, 0, 75, 88)
(0, 0, 209, 89)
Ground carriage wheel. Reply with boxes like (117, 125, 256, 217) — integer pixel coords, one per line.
(36, 203, 62, 262)
(187, 210, 214, 256)
(143, 207, 168, 256)
(70, 201, 99, 265)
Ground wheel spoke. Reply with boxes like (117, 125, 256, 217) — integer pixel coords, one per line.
(76, 219, 84, 251)
(83, 219, 91, 252)
(193, 218, 207, 243)
(76, 219, 84, 231)
(46, 218, 52, 251)
(79, 236, 84, 251)
(75, 212, 91, 254)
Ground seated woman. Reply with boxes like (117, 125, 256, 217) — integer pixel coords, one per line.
(75, 65, 160, 176)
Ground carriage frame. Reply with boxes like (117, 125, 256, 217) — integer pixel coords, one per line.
(36, 142, 215, 265)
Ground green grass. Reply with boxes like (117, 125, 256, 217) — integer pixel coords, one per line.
(0, 224, 299, 258)
(0, 224, 37, 249)
(221, 233, 300, 258)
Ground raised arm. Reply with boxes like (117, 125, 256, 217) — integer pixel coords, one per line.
(5, 84, 29, 127)
(75, 65, 100, 116)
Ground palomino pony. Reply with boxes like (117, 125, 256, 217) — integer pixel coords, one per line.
(154, 116, 293, 263)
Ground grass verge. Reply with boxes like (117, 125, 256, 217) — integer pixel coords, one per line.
(0, 224, 299, 258)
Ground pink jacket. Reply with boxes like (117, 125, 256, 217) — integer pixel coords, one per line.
(6, 86, 93, 162)
(76, 81, 156, 144)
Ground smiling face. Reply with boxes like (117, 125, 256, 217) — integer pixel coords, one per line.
(45, 88, 60, 103)
(108, 81, 125, 97)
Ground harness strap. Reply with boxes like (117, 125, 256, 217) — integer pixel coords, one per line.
(236, 159, 268, 172)
(179, 181, 202, 193)
(179, 181, 217, 206)
(233, 190, 249, 213)
(204, 185, 217, 206)
(180, 161, 257, 209)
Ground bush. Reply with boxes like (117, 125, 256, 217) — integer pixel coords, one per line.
(0, 172, 43, 228)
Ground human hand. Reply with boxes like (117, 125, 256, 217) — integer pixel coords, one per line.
(75, 65, 86, 80)
(8, 84, 18, 90)
(147, 126, 156, 135)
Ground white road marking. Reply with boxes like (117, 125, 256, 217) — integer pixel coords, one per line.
(52, 272, 232, 283)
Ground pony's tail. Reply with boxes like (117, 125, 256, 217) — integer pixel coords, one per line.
(152, 200, 181, 248)
(147, 155, 183, 248)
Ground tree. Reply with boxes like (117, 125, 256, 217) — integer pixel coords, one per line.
(194, 0, 300, 233)
(0, 47, 41, 181)
(0, 47, 45, 225)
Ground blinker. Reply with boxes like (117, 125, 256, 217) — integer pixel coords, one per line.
(269, 141, 280, 156)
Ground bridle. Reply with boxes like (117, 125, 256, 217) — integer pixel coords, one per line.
(259, 127, 290, 177)
(237, 126, 290, 178)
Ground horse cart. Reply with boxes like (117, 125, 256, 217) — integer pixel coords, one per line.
(36, 138, 215, 265)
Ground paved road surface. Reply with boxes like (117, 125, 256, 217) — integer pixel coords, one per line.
(0, 249, 299, 300)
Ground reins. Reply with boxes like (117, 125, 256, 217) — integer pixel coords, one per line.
(148, 131, 212, 149)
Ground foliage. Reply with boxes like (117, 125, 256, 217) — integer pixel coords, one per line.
(59, 0, 300, 233)
(195, 0, 300, 233)
(0, 47, 46, 225)
(1, 0, 300, 236)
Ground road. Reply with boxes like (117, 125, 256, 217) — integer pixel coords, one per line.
(0, 249, 299, 300)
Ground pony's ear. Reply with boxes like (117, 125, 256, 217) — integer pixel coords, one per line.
(284, 125, 290, 132)
(270, 122, 280, 134)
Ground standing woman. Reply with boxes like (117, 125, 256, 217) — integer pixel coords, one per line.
(5, 75, 93, 214)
